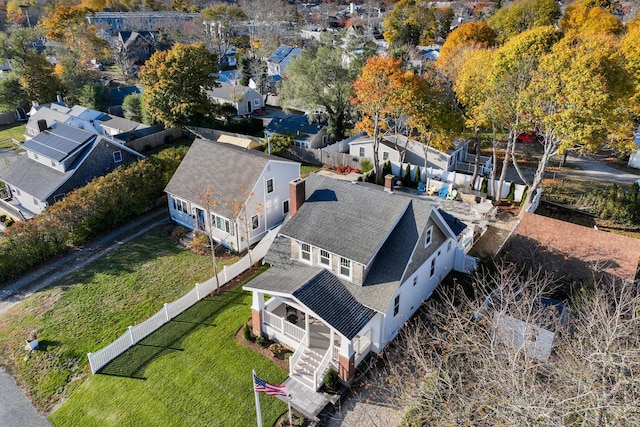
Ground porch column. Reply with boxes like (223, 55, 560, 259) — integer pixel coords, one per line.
(305, 312, 310, 346)
(250, 291, 265, 336)
(338, 336, 355, 383)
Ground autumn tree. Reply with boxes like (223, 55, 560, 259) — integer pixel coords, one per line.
(521, 32, 633, 209)
(620, 15, 640, 118)
(139, 43, 219, 127)
(436, 21, 497, 81)
(383, 0, 437, 47)
(351, 56, 407, 182)
(198, 4, 247, 61)
(19, 52, 61, 103)
(279, 32, 373, 140)
(487, 0, 561, 43)
(40, 5, 109, 61)
(560, 1, 624, 37)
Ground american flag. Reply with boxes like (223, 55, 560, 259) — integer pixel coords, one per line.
(253, 372, 287, 397)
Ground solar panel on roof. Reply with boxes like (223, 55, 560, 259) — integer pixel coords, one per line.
(22, 123, 94, 161)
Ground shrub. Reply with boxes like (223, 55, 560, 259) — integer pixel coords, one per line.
(520, 186, 529, 208)
(169, 225, 189, 245)
(187, 231, 211, 255)
(506, 181, 515, 203)
(243, 324, 252, 341)
(414, 166, 421, 184)
(480, 176, 488, 194)
(382, 160, 391, 177)
(324, 367, 339, 391)
(255, 336, 265, 346)
(268, 343, 284, 357)
(403, 163, 411, 187)
(359, 158, 373, 173)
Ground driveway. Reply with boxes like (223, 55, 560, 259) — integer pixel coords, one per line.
(0, 367, 51, 427)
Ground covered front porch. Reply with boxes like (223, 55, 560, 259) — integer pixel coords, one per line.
(253, 295, 374, 391)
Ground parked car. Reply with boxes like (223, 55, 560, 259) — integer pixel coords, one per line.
(517, 132, 543, 143)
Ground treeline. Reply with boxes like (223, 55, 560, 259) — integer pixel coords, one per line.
(581, 182, 640, 224)
(0, 146, 188, 283)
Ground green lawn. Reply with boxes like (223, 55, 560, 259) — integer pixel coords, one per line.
(301, 163, 322, 178)
(0, 122, 26, 149)
(49, 272, 287, 426)
(0, 226, 241, 412)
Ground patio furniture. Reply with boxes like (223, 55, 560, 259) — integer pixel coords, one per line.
(438, 187, 449, 198)
(427, 185, 438, 196)
(417, 182, 426, 194)
(447, 189, 458, 201)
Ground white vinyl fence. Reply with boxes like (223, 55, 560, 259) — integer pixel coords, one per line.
(87, 226, 281, 374)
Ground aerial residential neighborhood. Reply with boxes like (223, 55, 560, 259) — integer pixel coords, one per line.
(0, 0, 640, 426)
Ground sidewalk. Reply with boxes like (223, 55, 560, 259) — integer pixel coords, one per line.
(0, 208, 170, 315)
(0, 367, 51, 427)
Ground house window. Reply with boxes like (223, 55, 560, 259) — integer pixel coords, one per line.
(53, 193, 65, 202)
(339, 257, 351, 278)
(300, 243, 311, 262)
(413, 276, 418, 287)
(176, 198, 189, 214)
(430, 258, 436, 277)
(251, 214, 259, 230)
(266, 178, 274, 194)
(319, 249, 331, 267)
(113, 150, 123, 163)
(425, 226, 433, 248)
(394, 295, 400, 316)
(359, 147, 365, 157)
(253, 99, 260, 106)
(283, 200, 289, 214)
(448, 240, 452, 252)
(215, 216, 233, 234)
(383, 151, 389, 161)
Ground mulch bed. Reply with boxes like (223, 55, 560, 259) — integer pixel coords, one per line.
(234, 324, 290, 371)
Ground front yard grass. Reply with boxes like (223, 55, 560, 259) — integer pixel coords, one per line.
(49, 267, 286, 426)
(0, 122, 26, 149)
(0, 226, 239, 413)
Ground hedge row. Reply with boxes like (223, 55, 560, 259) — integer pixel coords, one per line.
(0, 146, 188, 283)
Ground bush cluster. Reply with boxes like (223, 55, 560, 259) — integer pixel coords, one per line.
(580, 182, 640, 224)
(0, 146, 188, 283)
(335, 164, 360, 175)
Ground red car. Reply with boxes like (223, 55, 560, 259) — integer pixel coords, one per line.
(517, 132, 543, 143)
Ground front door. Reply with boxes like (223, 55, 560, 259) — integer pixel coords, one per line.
(196, 208, 205, 231)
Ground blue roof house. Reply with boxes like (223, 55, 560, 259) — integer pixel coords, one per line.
(265, 115, 332, 149)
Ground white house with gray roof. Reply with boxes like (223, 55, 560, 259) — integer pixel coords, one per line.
(164, 138, 300, 252)
(0, 122, 143, 219)
(243, 174, 476, 390)
(206, 82, 264, 116)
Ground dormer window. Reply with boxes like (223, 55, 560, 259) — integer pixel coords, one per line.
(424, 226, 433, 248)
(319, 249, 331, 267)
(339, 257, 351, 279)
(300, 243, 311, 262)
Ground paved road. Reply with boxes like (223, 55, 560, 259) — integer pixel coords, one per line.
(0, 367, 51, 427)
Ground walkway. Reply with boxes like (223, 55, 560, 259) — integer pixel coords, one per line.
(0, 367, 51, 427)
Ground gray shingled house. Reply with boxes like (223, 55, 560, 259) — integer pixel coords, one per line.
(0, 122, 143, 219)
(243, 173, 477, 390)
(164, 138, 300, 252)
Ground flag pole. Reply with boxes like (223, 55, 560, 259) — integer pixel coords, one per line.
(287, 394, 293, 426)
(253, 369, 263, 427)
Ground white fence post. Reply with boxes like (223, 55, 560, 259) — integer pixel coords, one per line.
(88, 353, 95, 374)
(128, 326, 135, 345)
(164, 303, 170, 321)
(223, 265, 228, 282)
(195, 283, 200, 300)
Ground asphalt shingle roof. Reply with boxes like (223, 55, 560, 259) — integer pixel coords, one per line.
(164, 138, 297, 218)
(0, 155, 70, 199)
(280, 174, 411, 265)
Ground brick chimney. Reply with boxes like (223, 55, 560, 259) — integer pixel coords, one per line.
(384, 174, 395, 192)
(289, 178, 306, 216)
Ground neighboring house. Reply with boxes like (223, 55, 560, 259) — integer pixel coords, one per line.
(627, 125, 640, 169)
(0, 59, 11, 75)
(25, 104, 150, 141)
(243, 173, 477, 390)
(265, 115, 331, 149)
(503, 212, 640, 284)
(86, 11, 198, 35)
(0, 122, 143, 219)
(206, 82, 264, 116)
(116, 31, 166, 68)
(266, 45, 301, 78)
(164, 138, 300, 252)
(348, 134, 490, 175)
